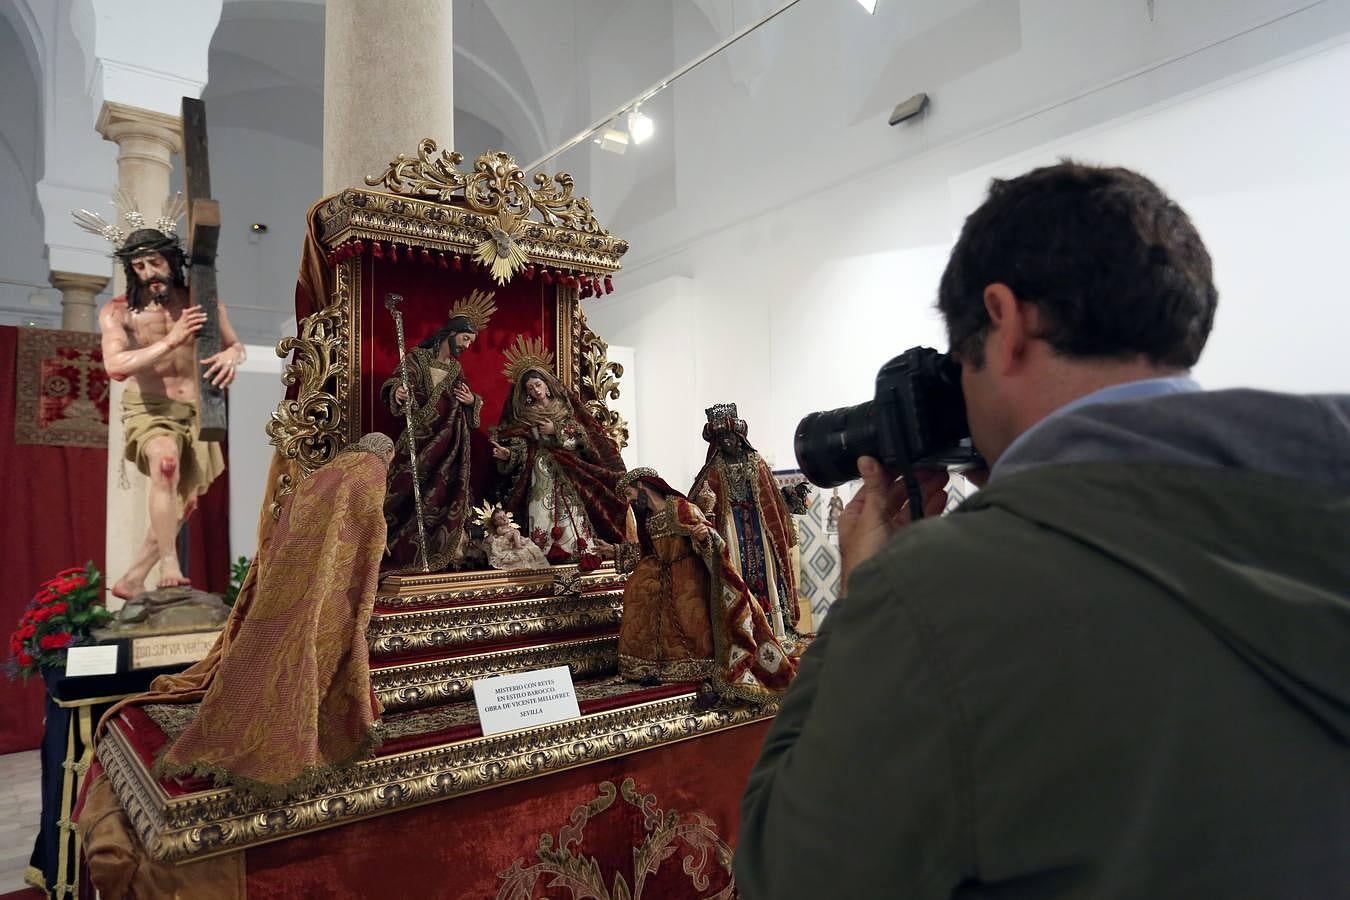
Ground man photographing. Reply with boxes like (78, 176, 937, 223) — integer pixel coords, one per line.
(735, 162, 1350, 898)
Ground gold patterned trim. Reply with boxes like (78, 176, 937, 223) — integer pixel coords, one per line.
(372, 634, 618, 712)
(97, 692, 775, 863)
(376, 564, 627, 608)
(497, 777, 735, 899)
(368, 591, 623, 657)
(315, 185, 627, 280)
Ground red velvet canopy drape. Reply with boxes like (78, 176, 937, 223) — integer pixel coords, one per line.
(1, 325, 229, 753)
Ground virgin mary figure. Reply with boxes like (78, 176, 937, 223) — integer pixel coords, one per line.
(489, 336, 628, 569)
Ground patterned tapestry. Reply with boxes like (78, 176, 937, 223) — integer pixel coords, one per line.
(774, 470, 847, 626)
(13, 327, 109, 448)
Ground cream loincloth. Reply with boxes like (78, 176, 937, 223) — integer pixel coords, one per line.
(121, 390, 225, 506)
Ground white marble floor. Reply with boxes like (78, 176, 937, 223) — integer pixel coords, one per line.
(0, 750, 42, 895)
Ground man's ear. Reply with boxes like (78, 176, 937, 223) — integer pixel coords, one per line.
(981, 283, 1035, 375)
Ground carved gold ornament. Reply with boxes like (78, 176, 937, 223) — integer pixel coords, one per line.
(367, 143, 609, 284)
(576, 314, 629, 448)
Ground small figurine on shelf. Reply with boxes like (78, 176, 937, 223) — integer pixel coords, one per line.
(474, 501, 551, 571)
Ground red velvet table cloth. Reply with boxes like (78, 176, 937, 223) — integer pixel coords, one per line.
(244, 721, 767, 899)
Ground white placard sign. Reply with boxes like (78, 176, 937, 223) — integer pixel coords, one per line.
(63, 645, 120, 677)
(472, 666, 581, 736)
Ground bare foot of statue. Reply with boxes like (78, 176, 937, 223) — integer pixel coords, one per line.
(156, 564, 193, 590)
(111, 576, 145, 601)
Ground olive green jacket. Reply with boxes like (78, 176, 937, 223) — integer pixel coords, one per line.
(736, 390, 1350, 899)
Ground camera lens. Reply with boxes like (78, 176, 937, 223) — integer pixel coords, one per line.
(794, 402, 879, 488)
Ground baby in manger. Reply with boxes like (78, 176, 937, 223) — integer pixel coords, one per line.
(475, 501, 551, 571)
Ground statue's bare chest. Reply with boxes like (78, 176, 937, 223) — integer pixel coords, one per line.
(125, 304, 179, 349)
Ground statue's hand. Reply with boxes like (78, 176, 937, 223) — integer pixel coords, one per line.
(392, 384, 410, 411)
(167, 307, 207, 348)
(538, 419, 556, 436)
(454, 383, 474, 406)
(201, 347, 241, 388)
(490, 440, 511, 460)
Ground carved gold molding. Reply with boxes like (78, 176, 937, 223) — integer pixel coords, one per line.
(362, 143, 622, 284)
(576, 310, 630, 448)
(265, 258, 355, 487)
(98, 693, 776, 863)
(368, 591, 623, 658)
(376, 563, 627, 608)
(372, 634, 618, 712)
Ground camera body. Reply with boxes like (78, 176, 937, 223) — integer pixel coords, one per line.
(794, 346, 979, 489)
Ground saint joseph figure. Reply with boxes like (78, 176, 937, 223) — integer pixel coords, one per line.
(381, 290, 495, 572)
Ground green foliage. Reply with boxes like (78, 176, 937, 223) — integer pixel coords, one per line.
(7, 561, 111, 680)
(225, 555, 251, 607)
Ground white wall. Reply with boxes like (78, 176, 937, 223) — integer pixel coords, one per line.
(227, 345, 286, 562)
(0, 13, 57, 328)
(591, 34, 1350, 478)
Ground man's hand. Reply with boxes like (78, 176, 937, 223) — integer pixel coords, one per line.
(838, 457, 949, 595)
(454, 383, 474, 406)
(166, 308, 207, 348)
(201, 347, 242, 388)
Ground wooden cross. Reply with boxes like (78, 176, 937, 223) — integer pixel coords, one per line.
(182, 96, 227, 442)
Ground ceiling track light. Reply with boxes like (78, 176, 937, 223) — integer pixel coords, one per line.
(627, 105, 654, 145)
(857, 0, 878, 12)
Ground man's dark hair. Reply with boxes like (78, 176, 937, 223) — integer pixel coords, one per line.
(116, 228, 187, 312)
(418, 314, 477, 351)
(937, 161, 1217, 369)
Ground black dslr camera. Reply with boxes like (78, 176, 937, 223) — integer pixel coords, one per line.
(793, 347, 980, 501)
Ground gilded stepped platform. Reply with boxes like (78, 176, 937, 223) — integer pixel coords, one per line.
(96, 563, 780, 863)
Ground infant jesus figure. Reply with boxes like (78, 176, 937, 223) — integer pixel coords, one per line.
(476, 501, 551, 571)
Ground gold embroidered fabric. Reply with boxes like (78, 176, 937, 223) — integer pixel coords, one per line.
(98, 446, 389, 802)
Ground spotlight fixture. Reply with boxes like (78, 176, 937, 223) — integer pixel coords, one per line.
(627, 105, 654, 145)
(888, 92, 929, 126)
(856, 0, 877, 13)
(250, 223, 269, 234)
(594, 127, 629, 155)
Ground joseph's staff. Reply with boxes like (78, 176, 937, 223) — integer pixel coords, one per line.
(385, 293, 431, 573)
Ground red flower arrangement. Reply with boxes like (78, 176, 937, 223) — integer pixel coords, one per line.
(6, 562, 111, 680)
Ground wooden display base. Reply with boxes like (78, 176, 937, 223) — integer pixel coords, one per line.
(94, 560, 779, 864)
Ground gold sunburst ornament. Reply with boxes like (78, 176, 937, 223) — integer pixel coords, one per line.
(501, 334, 556, 385)
(448, 289, 498, 331)
(475, 212, 530, 285)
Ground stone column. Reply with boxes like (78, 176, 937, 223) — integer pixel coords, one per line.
(96, 102, 183, 604)
(324, 0, 454, 194)
(50, 272, 109, 332)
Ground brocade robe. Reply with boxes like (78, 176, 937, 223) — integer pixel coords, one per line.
(618, 497, 796, 702)
(691, 451, 802, 646)
(382, 347, 482, 572)
(495, 397, 627, 563)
